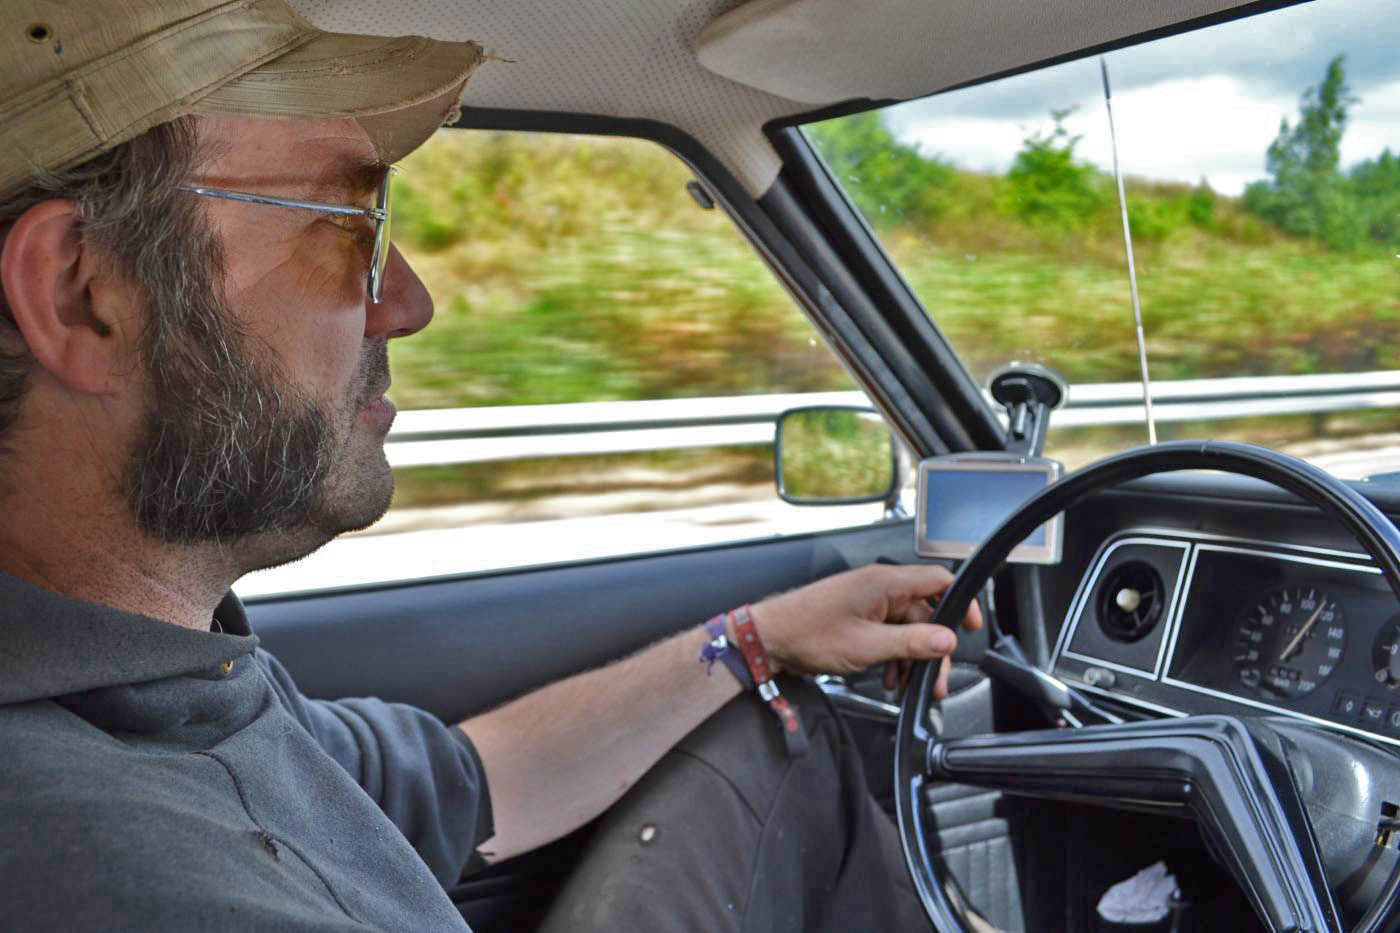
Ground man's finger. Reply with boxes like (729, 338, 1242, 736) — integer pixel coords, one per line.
(877, 563, 955, 599)
(959, 597, 984, 632)
(876, 564, 983, 632)
(895, 598, 934, 627)
(931, 655, 951, 699)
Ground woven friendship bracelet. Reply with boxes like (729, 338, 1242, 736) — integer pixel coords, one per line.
(699, 614, 755, 690)
(730, 605, 808, 757)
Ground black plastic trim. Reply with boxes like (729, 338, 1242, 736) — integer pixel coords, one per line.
(924, 716, 1339, 931)
(755, 180, 952, 455)
(251, 517, 925, 720)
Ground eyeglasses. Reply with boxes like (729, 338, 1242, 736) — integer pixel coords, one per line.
(178, 166, 396, 303)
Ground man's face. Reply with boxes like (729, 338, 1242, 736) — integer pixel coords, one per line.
(127, 115, 433, 567)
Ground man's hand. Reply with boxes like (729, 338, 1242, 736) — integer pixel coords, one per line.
(749, 563, 981, 699)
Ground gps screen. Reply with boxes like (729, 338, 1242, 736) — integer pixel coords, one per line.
(923, 469, 1049, 548)
(916, 457, 1062, 563)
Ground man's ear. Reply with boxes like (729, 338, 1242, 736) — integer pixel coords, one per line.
(0, 199, 140, 395)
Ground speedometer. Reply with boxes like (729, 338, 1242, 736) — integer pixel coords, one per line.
(1234, 586, 1346, 699)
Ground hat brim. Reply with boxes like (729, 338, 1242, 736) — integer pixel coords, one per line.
(194, 32, 485, 163)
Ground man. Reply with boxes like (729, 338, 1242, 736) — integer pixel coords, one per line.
(0, 2, 978, 930)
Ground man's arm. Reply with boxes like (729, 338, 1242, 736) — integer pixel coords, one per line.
(461, 563, 980, 863)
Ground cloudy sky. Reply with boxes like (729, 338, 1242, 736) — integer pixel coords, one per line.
(886, 0, 1399, 195)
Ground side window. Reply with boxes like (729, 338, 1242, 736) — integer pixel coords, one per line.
(240, 130, 873, 597)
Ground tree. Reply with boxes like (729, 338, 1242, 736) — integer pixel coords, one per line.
(1269, 55, 1352, 179)
(1243, 55, 1367, 249)
(1349, 148, 1400, 246)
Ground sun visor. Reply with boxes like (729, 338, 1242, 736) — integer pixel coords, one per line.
(696, 0, 1260, 106)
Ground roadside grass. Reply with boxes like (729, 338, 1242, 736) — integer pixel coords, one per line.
(390, 130, 850, 410)
(385, 130, 1400, 511)
(387, 447, 774, 517)
(896, 233, 1400, 385)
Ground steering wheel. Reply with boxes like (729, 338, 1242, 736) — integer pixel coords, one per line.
(895, 440, 1400, 933)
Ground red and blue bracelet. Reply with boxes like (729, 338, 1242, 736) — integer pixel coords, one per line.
(699, 605, 808, 757)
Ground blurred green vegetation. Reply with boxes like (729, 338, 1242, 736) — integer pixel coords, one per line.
(805, 112, 955, 226)
(390, 131, 853, 410)
(778, 409, 894, 501)
(390, 447, 772, 509)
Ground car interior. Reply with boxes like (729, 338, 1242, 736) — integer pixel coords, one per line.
(247, 1, 1400, 930)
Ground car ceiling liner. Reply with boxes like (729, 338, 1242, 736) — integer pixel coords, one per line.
(292, 0, 1264, 196)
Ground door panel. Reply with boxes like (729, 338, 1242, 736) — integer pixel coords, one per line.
(249, 518, 933, 723)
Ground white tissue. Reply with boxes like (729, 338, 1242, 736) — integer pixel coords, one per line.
(1096, 861, 1180, 925)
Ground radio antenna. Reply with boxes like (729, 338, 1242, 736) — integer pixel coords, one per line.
(1100, 56, 1157, 445)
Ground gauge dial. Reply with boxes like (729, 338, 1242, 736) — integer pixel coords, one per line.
(1234, 587, 1345, 699)
(1372, 617, 1400, 689)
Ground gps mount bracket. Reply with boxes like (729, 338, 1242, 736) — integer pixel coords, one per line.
(987, 362, 1067, 459)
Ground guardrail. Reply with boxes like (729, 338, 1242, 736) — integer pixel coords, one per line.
(384, 371, 1400, 467)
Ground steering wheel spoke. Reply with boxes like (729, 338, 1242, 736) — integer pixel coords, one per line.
(922, 716, 1339, 932)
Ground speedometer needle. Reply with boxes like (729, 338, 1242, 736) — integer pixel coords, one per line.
(1278, 600, 1327, 663)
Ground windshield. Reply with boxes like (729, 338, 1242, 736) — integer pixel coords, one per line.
(804, 0, 1399, 476)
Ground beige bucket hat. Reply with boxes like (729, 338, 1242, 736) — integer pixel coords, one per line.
(0, 0, 486, 197)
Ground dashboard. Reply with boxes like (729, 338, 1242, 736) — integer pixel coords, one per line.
(1050, 528, 1400, 748)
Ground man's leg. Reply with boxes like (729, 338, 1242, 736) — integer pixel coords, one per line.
(539, 679, 931, 933)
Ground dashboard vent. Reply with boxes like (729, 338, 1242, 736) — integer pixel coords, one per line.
(1096, 561, 1166, 643)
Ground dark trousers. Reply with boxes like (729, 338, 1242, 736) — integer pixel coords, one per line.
(540, 680, 932, 932)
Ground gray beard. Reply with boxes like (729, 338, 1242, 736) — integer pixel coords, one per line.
(125, 291, 389, 547)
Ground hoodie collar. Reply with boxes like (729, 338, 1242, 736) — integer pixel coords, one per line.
(0, 572, 258, 706)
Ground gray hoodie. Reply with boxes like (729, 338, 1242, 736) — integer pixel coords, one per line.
(0, 572, 491, 930)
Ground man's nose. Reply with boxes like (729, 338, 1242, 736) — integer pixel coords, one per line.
(365, 244, 434, 339)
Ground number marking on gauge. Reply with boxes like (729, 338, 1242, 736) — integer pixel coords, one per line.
(1235, 586, 1345, 699)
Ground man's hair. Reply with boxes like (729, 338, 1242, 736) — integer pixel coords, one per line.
(0, 116, 206, 447)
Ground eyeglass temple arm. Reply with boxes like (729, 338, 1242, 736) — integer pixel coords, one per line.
(178, 185, 384, 220)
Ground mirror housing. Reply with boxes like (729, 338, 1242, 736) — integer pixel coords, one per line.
(775, 406, 898, 505)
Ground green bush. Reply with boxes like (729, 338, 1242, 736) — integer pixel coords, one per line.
(1187, 181, 1216, 229)
(1004, 110, 1109, 229)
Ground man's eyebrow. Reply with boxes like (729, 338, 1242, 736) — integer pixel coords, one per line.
(310, 153, 389, 200)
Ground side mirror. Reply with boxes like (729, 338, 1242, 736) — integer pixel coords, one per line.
(775, 406, 897, 505)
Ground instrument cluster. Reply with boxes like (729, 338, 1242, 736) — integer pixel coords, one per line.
(1052, 533, 1400, 745)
